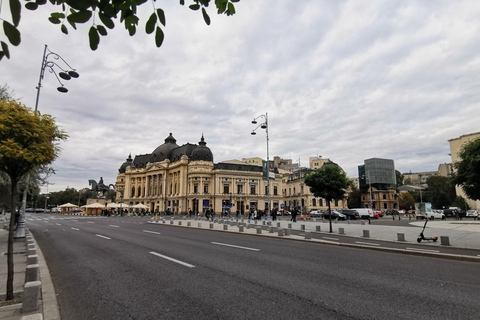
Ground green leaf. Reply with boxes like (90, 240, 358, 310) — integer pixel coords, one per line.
(9, 0, 21, 27)
(127, 25, 136, 36)
(231, 0, 240, 2)
(155, 26, 164, 47)
(99, 13, 115, 29)
(227, 2, 235, 15)
(1, 41, 10, 59)
(68, 10, 92, 23)
(216, 0, 227, 13)
(97, 25, 108, 36)
(145, 13, 157, 34)
(88, 26, 100, 50)
(68, 0, 93, 11)
(48, 17, 61, 24)
(201, 7, 210, 25)
(66, 15, 77, 30)
(61, 24, 68, 35)
(156, 8, 166, 26)
(25, 2, 38, 10)
(189, 4, 200, 10)
(180, 0, 185, 5)
(35, 0, 47, 5)
(3, 21, 21, 46)
(51, 12, 65, 19)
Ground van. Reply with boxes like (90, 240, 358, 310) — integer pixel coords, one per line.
(351, 208, 373, 219)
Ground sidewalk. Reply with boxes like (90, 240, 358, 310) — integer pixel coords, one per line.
(0, 218, 60, 320)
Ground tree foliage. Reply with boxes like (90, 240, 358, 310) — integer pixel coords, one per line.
(347, 184, 361, 209)
(452, 137, 480, 201)
(304, 163, 350, 232)
(0, 100, 67, 300)
(0, 0, 240, 61)
(425, 175, 455, 209)
(398, 191, 415, 210)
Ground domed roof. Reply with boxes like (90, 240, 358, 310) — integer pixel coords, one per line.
(151, 133, 179, 162)
(118, 153, 135, 173)
(190, 135, 213, 162)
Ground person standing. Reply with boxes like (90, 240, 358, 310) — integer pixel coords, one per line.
(291, 208, 298, 222)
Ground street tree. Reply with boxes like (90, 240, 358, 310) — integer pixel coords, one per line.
(398, 192, 415, 211)
(347, 184, 362, 209)
(425, 175, 455, 209)
(1, 0, 240, 60)
(452, 137, 480, 201)
(0, 100, 67, 300)
(304, 162, 350, 233)
(0, 83, 16, 101)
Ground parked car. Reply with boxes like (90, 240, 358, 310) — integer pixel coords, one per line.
(309, 210, 322, 217)
(351, 208, 373, 219)
(376, 210, 384, 218)
(385, 209, 399, 215)
(279, 210, 291, 216)
(338, 209, 359, 220)
(443, 209, 456, 217)
(466, 210, 479, 218)
(322, 210, 347, 220)
(427, 211, 446, 220)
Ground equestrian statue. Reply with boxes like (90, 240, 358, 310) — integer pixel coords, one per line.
(88, 177, 115, 198)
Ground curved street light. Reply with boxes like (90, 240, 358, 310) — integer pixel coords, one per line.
(251, 113, 271, 217)
(35, 44, 80, 112)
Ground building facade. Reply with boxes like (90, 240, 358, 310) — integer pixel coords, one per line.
(115, 133, 346, 215)
(449, 132, 480, 210)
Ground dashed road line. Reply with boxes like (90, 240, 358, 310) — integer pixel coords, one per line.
(71, 227, 79, 231)
(143, 230, 161, 235)
(55, 223, 61, 226)
(96, 234, 111, 240)
(211, 242, 260, 252)
(150, 252, 195, 268)
(109, 225, 120, 228)
(323, 237, 339, 241)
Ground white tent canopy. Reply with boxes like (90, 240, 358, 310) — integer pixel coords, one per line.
(59, 203, 79, 208)
(82, 202, 105, 209)
(132, 203, 149, 209)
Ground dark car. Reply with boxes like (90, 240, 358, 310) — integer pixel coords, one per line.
(386, 209, 399, 215)
(338, 209, 359, 220)
(322, 210, 347, 220)
(443, 209, 456, 217)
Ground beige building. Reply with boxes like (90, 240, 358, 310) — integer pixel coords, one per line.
(309, 156, 330, 170)
(449, 132, 480, 210)
(360, 188, 399, 211)
(403, 171, 437, 187)
(437, 163, 453, 177)
(115, 133, 346, 215)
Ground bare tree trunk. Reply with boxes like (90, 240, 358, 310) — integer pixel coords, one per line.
(7, 179, 18, 300)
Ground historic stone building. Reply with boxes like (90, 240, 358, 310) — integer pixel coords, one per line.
(115, 133, 346, 215)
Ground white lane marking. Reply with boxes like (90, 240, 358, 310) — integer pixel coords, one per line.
(150, 252, 195, 268)
(71, 227, 80, 231)
(96, 234, 111, 240)
(323, 237, 339, 241)
(406, 247, 440, 253)
(143, 230, 161, 235)
(87, 221, 94, 224)
(355, 241, 380, 246)
(109, 225, 120, 228)
(55, 223, 61, 226)
(211, 242, 260, 252)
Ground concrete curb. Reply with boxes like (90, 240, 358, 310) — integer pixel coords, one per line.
(147, 220, 480, 263)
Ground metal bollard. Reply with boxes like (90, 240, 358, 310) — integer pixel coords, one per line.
(223, 224, 228, 230)
(209, 223, 214, 229)
(288, 223, 292, 229)
(257, 228, 262, 234)
(269, 226, 274, 233)
(178, 221, 182, 226)
(397, 233, 405, 241)
(187, 222, 191, 227)
(316, 225, 321, 232)
(363, 230, 370, 238)
(301, 224, 305, 231)
(284, 229, 291, 236)
(305, 232, 312, 239)
(338, 228, 345, 235)
(440, 236, 450, 246)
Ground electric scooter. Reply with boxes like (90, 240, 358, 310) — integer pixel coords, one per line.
(417, 217, 438, 243)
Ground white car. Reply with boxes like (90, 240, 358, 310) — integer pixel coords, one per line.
(427, 211, 446, 220)
(466, 210, 478, 218)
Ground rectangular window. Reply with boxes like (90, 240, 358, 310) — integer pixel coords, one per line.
(223, 185, 229, 194)
(194, 184, 198, 194)
(274, 186, 278, 195)
(237, 185, 243, 194)
(265, 186, 268, 195)
(250, 185, 256, 195)
(204, 184, 208, 193)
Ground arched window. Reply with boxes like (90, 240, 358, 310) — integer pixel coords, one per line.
(313, 199, 316, 206)
(138, 187, 142, 197)
(131, 187, 135, 197)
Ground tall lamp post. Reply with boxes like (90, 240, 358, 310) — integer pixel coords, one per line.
(15, 45, 79, 238)
(251, 113, 271, 217)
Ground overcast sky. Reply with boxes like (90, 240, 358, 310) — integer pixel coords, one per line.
(2, 0, 479, 193)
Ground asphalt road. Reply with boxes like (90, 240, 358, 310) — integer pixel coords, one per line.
(28, 214, 480, 320)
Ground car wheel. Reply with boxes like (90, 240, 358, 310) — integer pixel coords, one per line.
(442, 216, 446, 220)
(430, 216, 434, 220)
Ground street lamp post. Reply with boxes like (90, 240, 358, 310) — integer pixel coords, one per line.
(35, 44, 79, 112)
(251, 113, 271, 217)
(15, 45, 79, 238)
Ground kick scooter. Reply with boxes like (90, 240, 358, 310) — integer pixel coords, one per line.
(417, 217, 438, 243)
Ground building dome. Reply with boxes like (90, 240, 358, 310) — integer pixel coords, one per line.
(119, 153, 134, 173)
(151, 133, 179, 162)
(191, 135, 213, 162)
